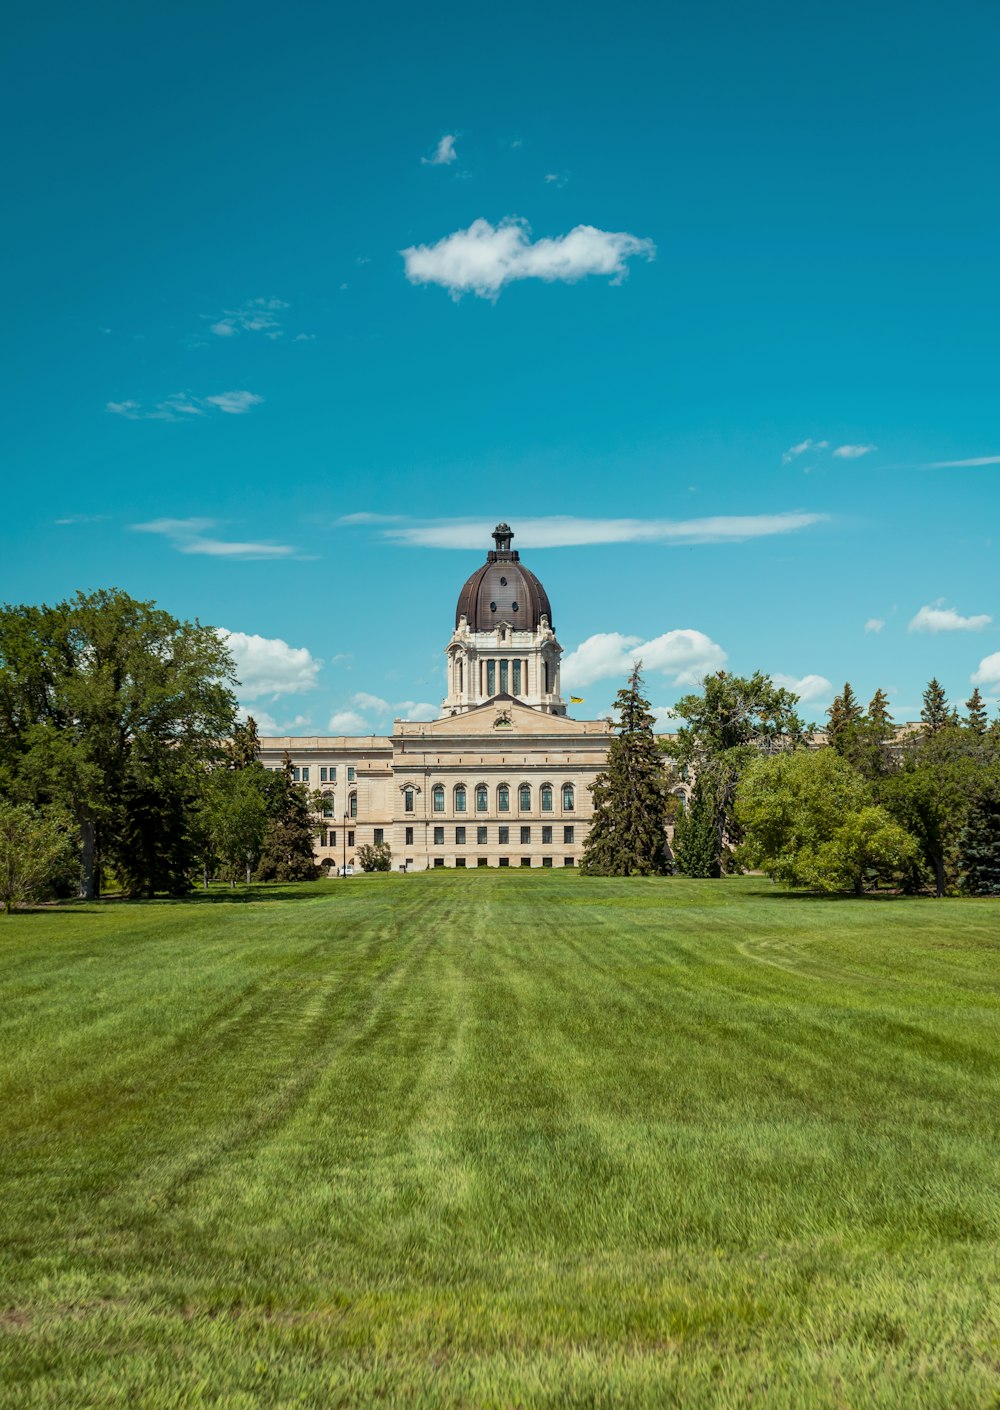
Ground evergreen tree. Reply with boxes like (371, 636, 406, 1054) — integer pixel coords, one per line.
(672, 785, 719, 877)
(227, 716, 261, 768)
(582, 665, 668, 876)
(958, 794, 1000, 895)
(867, 689, 893, 728)
(255, 757, 320, 882)
(826, 683, 863, 753)
(920, 678, 950, 736)
(965, 687, 989, 736)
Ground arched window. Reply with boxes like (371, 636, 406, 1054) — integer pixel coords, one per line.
(432, 785, 445, 813)
(404, 788, 414, 813)
(321, 793, 334, 818)
(476, 784, 488, 813)
(497, 784, 510, 813)
(541, 784, 553, 812)
(562, 783, 575, 811)
(454, 785, 467, 813)
(518, 783, 531, 811)
(349, 792, 358, 818)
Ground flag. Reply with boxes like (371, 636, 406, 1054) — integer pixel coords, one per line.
(570, 696, 584, 704)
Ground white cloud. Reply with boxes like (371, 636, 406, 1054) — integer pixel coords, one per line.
(422, 134, 457, 166)
(562, 630, 727, 691)
(131, 518, 297, 559)
(401, 217, 655, 300)
(373, 512, 826, 550)
(220, 629, 322, 700)
(908, 603, 992, 634)
(782, 438, 828, 464)
(328, 709, 371, 734)
(336, 512, 404, 525)
(772, 673, 834, 703)
(395, 700, 438, 721)
(865, 618, 886, 634)
(544, 172, 569, 188)
(972, 653, 1000, 686)
(107, 390, 261, 421)
(208, 297, 288, 338)
(247, 710, 312, 735)
(55, 513, 109, 525)
(352, 691, 392, 713)
(923, 454, 1000, 468)
(833, 444, 877, 459)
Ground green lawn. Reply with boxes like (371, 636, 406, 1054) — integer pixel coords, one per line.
(2, 873, 999, 1409)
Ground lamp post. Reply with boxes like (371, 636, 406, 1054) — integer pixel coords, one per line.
(343, 812, 348, 877)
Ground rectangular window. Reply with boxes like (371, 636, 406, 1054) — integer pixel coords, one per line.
(319, 830, 327, 846)
(320, 767, 328, 782)
(434, 826, 445, 845)
(455, 826, 466, 844)
(301, 767, 309, 782)
(329, 767, 337, 782)
(434, 858, 445, 868)
(487, 661, 496, 694)
(374, 828, 384, 844)
(542, 856, 553, 868)
(405, 826, 414, 845)
(512, 659, 521, 694)
(500, 659, 508, 693)
(520, 826, 531, 844)
(455, 857, 466, 867)
(498, 825, 509, 844)
(348, 831, 355, 847)
(477, 857, 488, 867)
(498, 857, 509, 867)
(348, 767, 356, 782)
(520, 857, 531, 867)
(564, 857, 575, 867)
(404, 789, 414, 813)
(564, 826, 575, 844)
(477, 825, 487, 844)
(542, 825, 552, 844)
(293, 767, 301, 782)
(329, 831, 336, 847)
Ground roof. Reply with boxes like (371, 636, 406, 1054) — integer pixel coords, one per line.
(455, 523, 553, 632)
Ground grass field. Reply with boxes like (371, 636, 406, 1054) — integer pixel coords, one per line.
(1, 872, 999, 1409)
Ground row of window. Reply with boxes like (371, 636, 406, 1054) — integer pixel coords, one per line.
(413, 782, 575, 815)
(318, 827, 384, 847)
(321, 793, 357, 818)
(428, 825, 574, 846)
(284, 766, 357, 784)
(433, 857, 575, 868)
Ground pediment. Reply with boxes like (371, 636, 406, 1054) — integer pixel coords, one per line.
(396, 698, 606, 739)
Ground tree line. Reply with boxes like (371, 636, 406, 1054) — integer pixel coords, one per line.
(583, 668, 1000, 897)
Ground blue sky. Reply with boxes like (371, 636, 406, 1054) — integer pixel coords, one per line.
(3, 0, 999, 731)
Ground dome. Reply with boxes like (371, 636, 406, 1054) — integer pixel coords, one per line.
(455, 523, 553, 632)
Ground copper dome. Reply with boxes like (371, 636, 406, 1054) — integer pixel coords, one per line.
(455, 523, 553, 632)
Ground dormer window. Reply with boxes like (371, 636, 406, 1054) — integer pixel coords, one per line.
(490, 601, 497, 612)
(511, 602, 518, 612)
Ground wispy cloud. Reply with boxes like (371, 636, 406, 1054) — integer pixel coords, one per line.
(833, 444, 877, 459)
(55, 513, 109, 526)
(865, 618, 886, 634)
(972, 652, 1000, 686)
(922, 454, 1000, 468)
(364, 512, 826, 550)
(335, 512, 404, 525)
(908, 602, 992, 634)
(220, 629, 321, 699)
(247, 710, 313, 735)
(107, 390, 262, 421)
(782, 438, 828, 464)
(772, 672, 834, 703)
(422, 134, 457, 166)
(401, 217, 655, 300)
(208, 297, 288, 338)
(562, 630, 727, 690)
(543, 171, 569, 189)
(131, 518, 297, 559)
(328, 692, 437, 734)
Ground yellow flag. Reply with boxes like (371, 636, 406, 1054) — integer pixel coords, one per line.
(570, 696, 584, 704)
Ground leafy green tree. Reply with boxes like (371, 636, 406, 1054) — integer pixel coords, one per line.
(920, 678, 951, 736)
(736, 749, 917, 894)
(965, 687, 989, 736)
(0, 802, 74, 913)
(356, 840, 392, 872)
(583, 665, 669, 876)
(958, 793, 1000, 896)
(0, 590, 236, 897)
(666, 671, 807, 873)
(672, 786, 719, 877)
(206, 767, 271, 886)
(255, 757, 320, 882)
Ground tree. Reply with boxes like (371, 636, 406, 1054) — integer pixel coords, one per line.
(736, 750, 917, 895)
(867, 689, 893, 729)
(582, 665, 669, 876)
(826, 683, 863, 753)
(254, 757, 320, 882)
(920, 678, 951, 736)
(836, 687, 896, 783)
(356, 840, 392, 872)
(205, 767, 271, 886)
(965, 688, 989, 736)
(958, 794, 1000, 896)
(0, 590, 237, 897)
(0, 802, 73, 913)
(227, 716, 261, 768)
(672, 786, 719, 877)
(665, 671, 807, 873)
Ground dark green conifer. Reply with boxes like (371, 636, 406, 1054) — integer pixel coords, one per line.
(867, 689, 893, 728)
(958, 794, 1000, 895)
(582, 664, 668, 876)
(255, 755, 319, 881)
(965, 687, 988, 736)
(827, 683, 862, 753)
(920, 678, 951, 736)
(672, 785, 719, 877)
